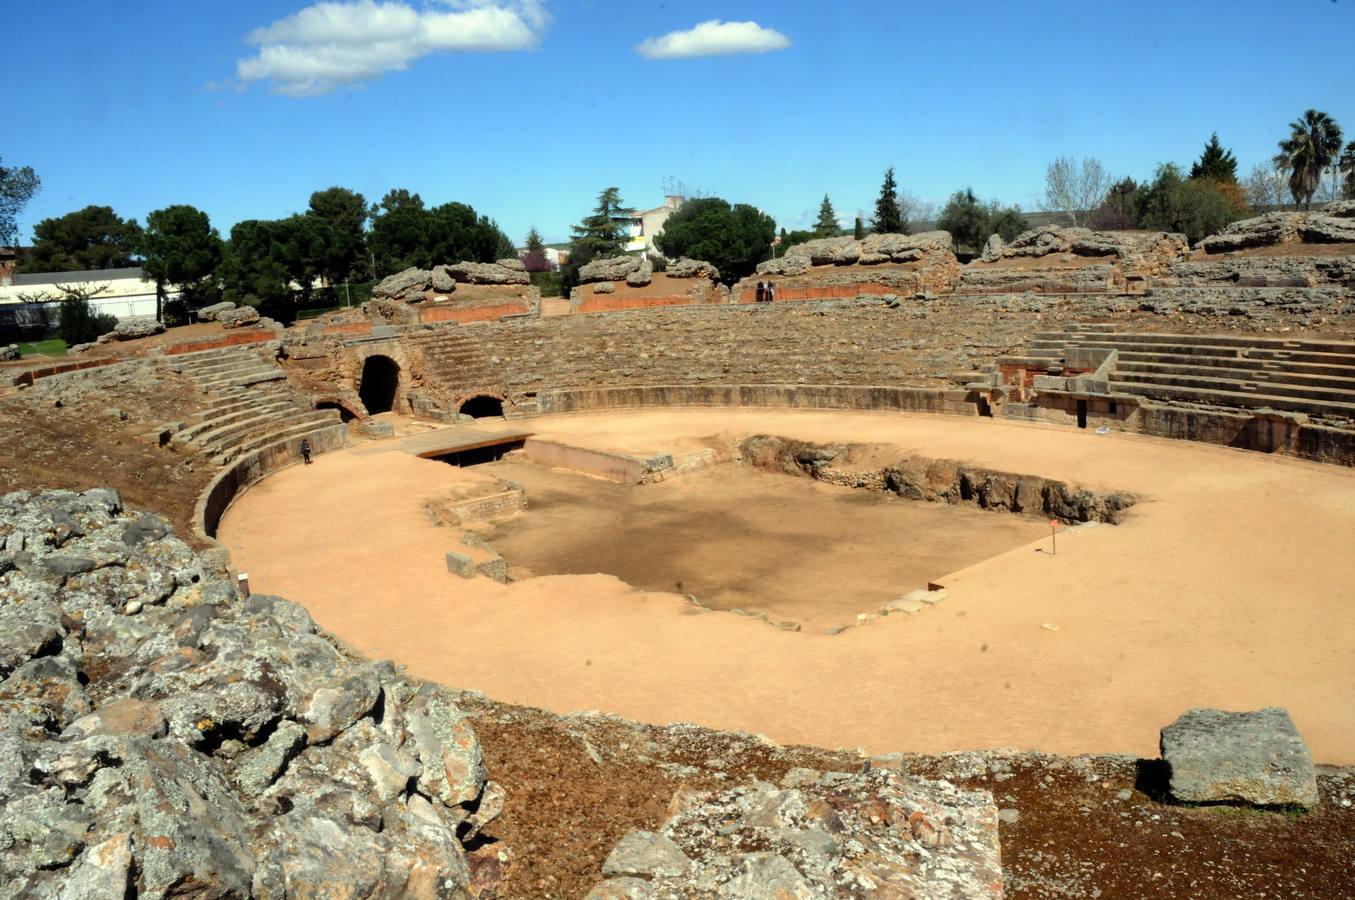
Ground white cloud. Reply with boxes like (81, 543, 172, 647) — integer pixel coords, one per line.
(635, 20, 790, 60)
(236, 0, 549, 96)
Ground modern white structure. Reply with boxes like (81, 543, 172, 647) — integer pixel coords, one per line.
(0, 267, 171, 331)
(621, 195, 686, 255)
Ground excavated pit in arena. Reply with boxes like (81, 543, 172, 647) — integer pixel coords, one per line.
(469, 437, 1130, 633)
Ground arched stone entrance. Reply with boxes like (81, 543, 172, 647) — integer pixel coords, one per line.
(359, 356, 400, 415)
(459, 395, 505, 419)
(316, 400, 360, 423)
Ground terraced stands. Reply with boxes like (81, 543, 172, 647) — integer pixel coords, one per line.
(1023, 327, 1355, 421)
(169, 346, 344, 465)
(409, 327, 501, 396)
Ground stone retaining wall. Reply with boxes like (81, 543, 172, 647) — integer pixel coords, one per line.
(535, 383, 979, 417)
(195, 423, 349, 542)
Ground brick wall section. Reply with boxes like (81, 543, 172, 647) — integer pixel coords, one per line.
(165, 331, 274, 355)
(576, 294, 698, 313)
(418, 302, 531, 324)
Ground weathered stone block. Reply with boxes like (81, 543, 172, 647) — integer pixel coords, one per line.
(1161, 707, 1318, 807)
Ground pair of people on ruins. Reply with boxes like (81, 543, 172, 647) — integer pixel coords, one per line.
(754, 281, 776, 303)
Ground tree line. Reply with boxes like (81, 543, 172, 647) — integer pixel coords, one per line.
(3, 105, 1351, 319)
(7, 187, 516, 324)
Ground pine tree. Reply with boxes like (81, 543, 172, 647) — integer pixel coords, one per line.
(814, 195, 839, 236)
(853, 217, 863, 240)
(1190, 133, 1239, 183)
(569, 187, 630, 267)
(872, 168, 903, 234)
(523, 226, 550, 271)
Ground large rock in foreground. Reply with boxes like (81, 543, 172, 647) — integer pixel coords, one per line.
(1160, 707, 1318, 808)
(0, 488, 500, 896)
(587, 770, 1002, 898)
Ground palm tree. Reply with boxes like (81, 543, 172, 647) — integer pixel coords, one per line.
(1341, 141, 1355, 201)
(1274, 109, 1344, 209)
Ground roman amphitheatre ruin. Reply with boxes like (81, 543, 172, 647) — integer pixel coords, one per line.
(3, 206, 1355, 896)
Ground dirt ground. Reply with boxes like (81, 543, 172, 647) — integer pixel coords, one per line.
(459, 693, 1355, 899)
(1190, 241, 1355, 260)
(0, 370, 212, 541)
(481, 459, 1047, 632)
(218, 409, 1355, 765)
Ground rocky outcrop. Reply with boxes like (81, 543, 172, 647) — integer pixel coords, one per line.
(373, 267, 434, 301)
(666, 258, 721, 280)
(748, 232, 961, 296)
(93, 319, 166, 345)
(1, 344, 20, 361)
(1199, 203, 1355, 253)
(625, 257, 653, 288)
(578, 255, 645, 284)
(447, 261, 530, 286)
(587, 770, 1002, 897)
(1160, 708, 1318, 808)
(218, 305, 262, 329)
(987, 226, 1190, 275)
(982, 233, 1006, 263)
(0, 488, 500, 896)
(196, 301, 236, 322)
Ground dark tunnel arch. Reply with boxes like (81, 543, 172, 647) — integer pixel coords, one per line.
(359, 355, 400, 415)
(459, 395, 505, 419)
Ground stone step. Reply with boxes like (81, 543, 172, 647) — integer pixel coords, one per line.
(198, 408, 337, 455)
(1114, 360, 1355, 393)
(197, 369, 287, 392)
(1110, 370, 1355, 405)
(1109, 380, 1355, 418)
(176, 355, 275, 380)
(179, 397, 302, 444)
(1062, 330, 1355, 354)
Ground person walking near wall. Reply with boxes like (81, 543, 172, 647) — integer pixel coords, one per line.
(300, 438, 313, 465)
(755, 281, 765, 303)
(765, 282, 776, 303)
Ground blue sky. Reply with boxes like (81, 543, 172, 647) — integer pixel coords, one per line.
(6, 0, 1354, 245)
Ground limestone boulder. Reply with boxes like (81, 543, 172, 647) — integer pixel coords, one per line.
(195, 301, 236, 322)
(107, 319, 165, 341)
(862, 230, 955, 259)
(1198, 212, 1303, 253)
(667, 257, 721, 280)
(218, 305, 261, 329)
(447, 261, 530, 285)
(593, 281, 616, 295)
(755, 255, 812, 277)
(373, 267, 432, 300)
(430, 265, 457, 293)
(1323, 199, 1355, 218)
(982, 233, 1005, 263)
(496, 257, 526, 271)
(1298, 215, 1355, 244)
(588, 771, 1002, 897)
(625, 257, 653, 287)
(1161, 707, 1318, 807)
(0, 344, 17, 361)
(578, 255, 644, 283)
(785, 235, 858, 265)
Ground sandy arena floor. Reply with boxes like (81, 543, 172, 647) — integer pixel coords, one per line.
(218, 409, 1355, 763)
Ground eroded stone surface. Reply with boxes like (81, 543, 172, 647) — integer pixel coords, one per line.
(589, 770, 1003, 898)
(1161, 707, 1318, 807)
(0, 488, 501, 896)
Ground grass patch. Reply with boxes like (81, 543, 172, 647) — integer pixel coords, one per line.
(17, 338, 67, 357)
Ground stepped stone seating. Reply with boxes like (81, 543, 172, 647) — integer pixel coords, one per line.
(168, 346, 343, 465)
(1014, 326, 1355, 422)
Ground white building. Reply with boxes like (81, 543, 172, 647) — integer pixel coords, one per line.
(621, 195, 685, 256)
(0, 267, 171, 331)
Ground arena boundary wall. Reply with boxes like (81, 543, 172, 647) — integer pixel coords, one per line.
(534, 384, 981, 416)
